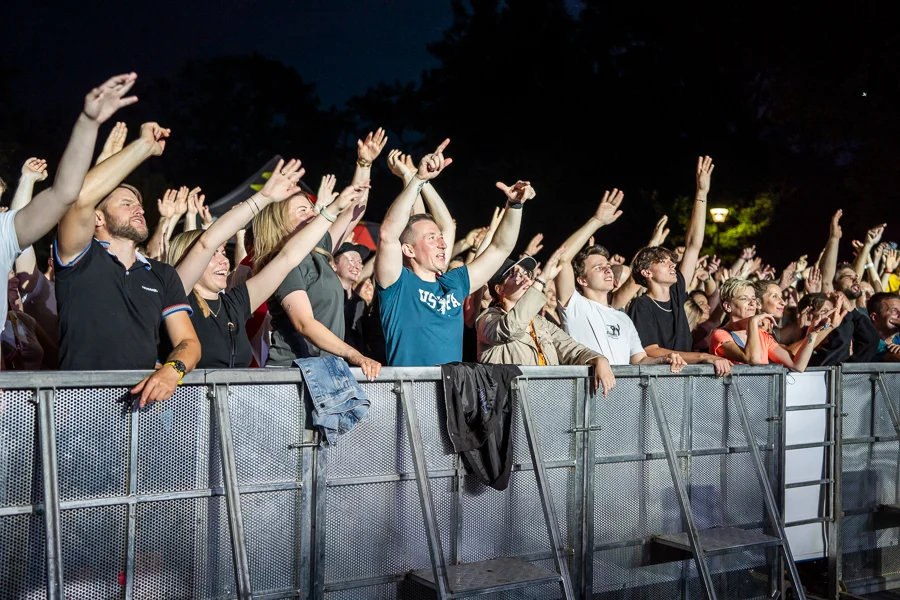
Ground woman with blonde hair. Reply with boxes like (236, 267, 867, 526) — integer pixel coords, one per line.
(708, 277, 831, 372)
(251, 170, 382, 379)
(166, 159, 361, 368)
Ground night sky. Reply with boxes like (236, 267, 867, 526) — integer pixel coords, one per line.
(2, 1, 896, 267)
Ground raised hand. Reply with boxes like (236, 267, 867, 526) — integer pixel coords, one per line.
(740, 245, 757, 260)
(714, 266, 731, 283)
(259, 158, 304, 202)
(664, 352, 687, 374)
(779, 261, 797, 290)
(96, 122, 128, 164)
(539, 245, 567, 283)
(593, 189, 624, 226)
(495, 180, 536, 204)
(332, 180, 372, 212)
(524, 233, 544, 257)
(806, 266, 823, 293)
(173, 186, 189, 216)
(611, 254, 626, 266)
(387, 149, 414, 181)
(696, 156, 715, 195)
(827, 291, 850, 326)
(186, 187, 202, 215)
(83, 73, 139, 124)
(874, 243, 888, 264)
(21, 157, 48, 182)
(796, 254, 809, 273)
(140, 122, 171, 157)
(464, 226, 487, 247)
(157, 189, 177, 219)
(829, 209, 843, 239)
(416, 138, 453, 181)
(649, 215, 670, 247)
(316, 174, 338, 207)
(808, 308, 837, 335)
(866, 223, 887, 246)
(751, 312, 779, 330)
(489, 206, 506, 232)
(357, 127, 388, 164)
(198, 201, 212, 228)
(706, 255, 721, 275)
(885, 249, 900, 274)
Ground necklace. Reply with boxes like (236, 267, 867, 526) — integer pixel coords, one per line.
(207, 297, 222, 318)
(650, 297, 673, 313)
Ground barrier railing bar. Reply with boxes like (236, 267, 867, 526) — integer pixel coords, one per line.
(827, 367, 841, 600)
(786, 441, 836, 450)
(785, 479, 834, 489)
(786, 404, 835, 411)
(124, 399, 140, 600)
(37, 388, 64, 600)
(786, 517, 832, 527)
(0, 504, 39, 517)
(593, 445, 774, 465)
(252, 588, 304, 600)
(213, 384, 253, 599)
(517, 379, 575, 599)
(573, 375, 591, 599)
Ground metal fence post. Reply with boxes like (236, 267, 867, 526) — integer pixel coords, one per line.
(212, 383, 253, 598)
(827, 366, 842, 600)
(123, 397, 141, 600)
(36, 388, 64, 600)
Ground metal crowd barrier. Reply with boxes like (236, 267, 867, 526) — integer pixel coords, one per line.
(833, 363, 900, 597)
(3, 364, 893, 599)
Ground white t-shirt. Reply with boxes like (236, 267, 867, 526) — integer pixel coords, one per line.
(558, 290, 644, 365)
(0, 209, 23, 331)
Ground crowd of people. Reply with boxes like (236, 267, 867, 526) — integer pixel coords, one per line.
(2, 73, 899, 406)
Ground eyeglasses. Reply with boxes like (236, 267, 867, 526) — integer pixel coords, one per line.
(505, 267, 534, 281)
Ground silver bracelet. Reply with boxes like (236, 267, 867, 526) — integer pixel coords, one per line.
(317, 204, 338, 223)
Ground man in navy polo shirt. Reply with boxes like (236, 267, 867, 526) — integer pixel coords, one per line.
(374, 139, 532, 366)
(55, 122, 200, 407)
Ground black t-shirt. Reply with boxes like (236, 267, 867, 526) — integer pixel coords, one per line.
(627, 271, 693, 353)
(161, 284, 253, 369)
(55, 239, 191, 370)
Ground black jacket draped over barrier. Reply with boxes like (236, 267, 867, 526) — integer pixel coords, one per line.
(440, 362, 522, 491)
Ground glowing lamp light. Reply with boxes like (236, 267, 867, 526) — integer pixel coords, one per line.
(710, 208, 729, 223)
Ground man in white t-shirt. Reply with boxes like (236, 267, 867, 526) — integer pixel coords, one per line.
(552, 189, 685, 371)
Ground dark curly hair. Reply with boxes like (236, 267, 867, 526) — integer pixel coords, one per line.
(630, 246, 675, 287)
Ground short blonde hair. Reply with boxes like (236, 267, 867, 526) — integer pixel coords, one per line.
(719, 277, 756, 306)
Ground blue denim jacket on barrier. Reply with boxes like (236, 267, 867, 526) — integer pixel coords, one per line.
(293, 356, 369, 445)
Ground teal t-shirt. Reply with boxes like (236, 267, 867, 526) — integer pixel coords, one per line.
(378, 266, 470, 366)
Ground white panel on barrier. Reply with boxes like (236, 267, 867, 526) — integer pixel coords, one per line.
(784, 371, 829, 561)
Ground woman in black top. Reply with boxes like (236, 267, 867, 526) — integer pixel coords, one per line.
(166, 160, 359, 368)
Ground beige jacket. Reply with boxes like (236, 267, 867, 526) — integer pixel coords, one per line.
(476, 286, 602, 366)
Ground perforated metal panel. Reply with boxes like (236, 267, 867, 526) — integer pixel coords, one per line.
(229, 384, 302, 486)
(55, 387, 130, 501)
(241, 489, 301, 594)
(0, 514, 47, 600)
(324, 477, 454, 582)
(590, 373, 780, 599)
(0, 390, 39, 508)
(839, 370, 900, 592)
(133, 496, 235, 599)
(137, 384, 211, 495)
(60, 505, 127, 599)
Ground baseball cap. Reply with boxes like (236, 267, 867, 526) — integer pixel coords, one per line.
(488, 255, 539, 290)
(334, 242, 371, 261)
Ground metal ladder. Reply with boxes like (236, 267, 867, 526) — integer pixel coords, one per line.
(398, 378, 575, 599)
(644, 373, 807, 600)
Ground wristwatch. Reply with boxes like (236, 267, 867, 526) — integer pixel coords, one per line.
(164, 360, 187, 385)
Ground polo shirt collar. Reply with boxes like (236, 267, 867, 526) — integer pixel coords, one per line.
(97, 239, 152, 270)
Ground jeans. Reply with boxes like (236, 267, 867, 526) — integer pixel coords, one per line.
(293, 356, 369, 445)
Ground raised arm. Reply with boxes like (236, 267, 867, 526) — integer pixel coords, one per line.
(56, 121, 168, 263)
(680, 156, 714, 279)
(175, 159, 304, 293)
(820, 209, 842, 294)
(18, 74, 139, 252)
(10, 158, 48, 211)
(246, 175, 367, 311)
(386, 150, 426, 215)
(384, 147, 455, 247)
(352, 127, 387, 186)
(375, 139, 452, 288)
(466, 181, 534, 293)
(554, 189, 624, 306)
(853, 224, 885, 281)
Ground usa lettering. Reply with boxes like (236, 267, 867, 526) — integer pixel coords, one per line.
(418, 289, 461, 315)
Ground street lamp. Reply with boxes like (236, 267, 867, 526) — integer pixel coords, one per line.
(710, 208, 729, 251)
(710, 208, 729, 223)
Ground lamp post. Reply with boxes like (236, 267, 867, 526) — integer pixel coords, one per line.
(710, 208, 729, 251)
